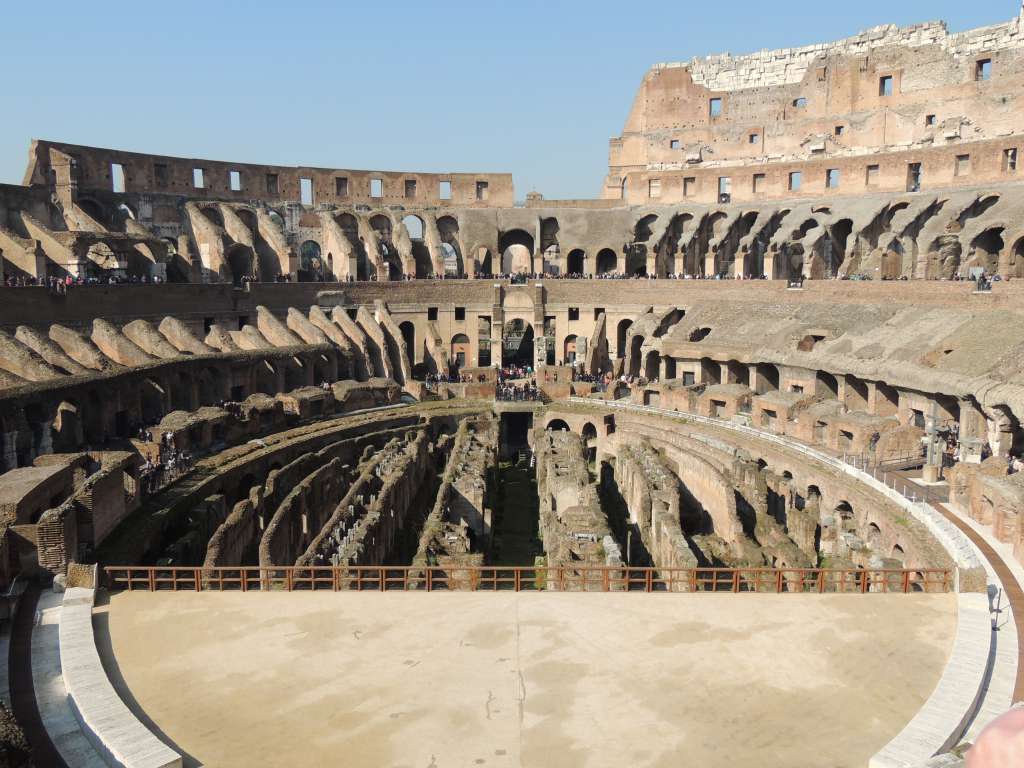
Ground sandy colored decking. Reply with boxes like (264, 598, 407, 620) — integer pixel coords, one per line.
(97, 592, 956, 768)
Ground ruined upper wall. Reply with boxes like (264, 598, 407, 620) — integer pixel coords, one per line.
(24, 140, 514, 208)
(606, 4, 1024, 203)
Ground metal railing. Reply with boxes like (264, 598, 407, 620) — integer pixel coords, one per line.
(103, 565, 952, 594)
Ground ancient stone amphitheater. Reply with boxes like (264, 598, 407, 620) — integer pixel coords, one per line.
(2, 6, 1024, 768)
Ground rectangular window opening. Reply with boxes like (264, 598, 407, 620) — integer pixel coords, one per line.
(1003, 148, 1018, 173)
(683, 177, 696, 197)
(907, 163, 922, 192)
(752, 173, 765, 194)
(370, 178, 383, 198)
(669, 139, 680, 150)
(925, 114, 937, 127)
(879, 76, 893, 97)
(300, 177, 314, 205)
(568, 307, 580, 321)
(826, 169, 840, 189)
(865, 164, 880, 187)
(709, 98, 722, 118)
(749, 133, 760, 144)
(717, 176, 731, 202)
(455, 307, 466, 321)
(266, 173, 279, 195)
(335, 177, 348, 196)
(789, 171, 802, 191)
(153, 163, 168, 188)
(834, 125, 844, 137)
(976, 58, 992, 81)
(229, 170, 242, 192)
(192, 167, 205, 189)
(404, 179, 417, 198)
(439, 180, 452, 200)
(427, 307, 438, 321)
(648, 178, 661, 198)
(111, 163, 125, 193)
(475, 180, 489, 201)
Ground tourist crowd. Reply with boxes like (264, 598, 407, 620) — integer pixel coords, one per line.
(5, 274, 166, 291)
(137, 428, 194, 494)
(496, 380, 541, 402)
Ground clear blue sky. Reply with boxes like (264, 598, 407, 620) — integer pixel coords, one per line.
(0, 0, 1013, 199)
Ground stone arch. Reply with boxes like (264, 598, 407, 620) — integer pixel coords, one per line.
(563, 334, 578, 364)
(201, 206, 224, 228)
(474, 246, 493, 277)
(644, 350, 660, 381)
(499, 229, 534, 274)
(140, 378, 166, 424)
(567, 249, 585, 275)
(503, 319, 534, 367)
(225, 244, 255, 285)
(616, 319, 632, 359)
(298, 240, 323, 282)
(628, 334, 645, 377)
(596, 249, 618, 275)
(399, 321, 416, 365)
(546, 419, 570, 431)
(451, 333, 470, 368)
(968, 227, 1005, 274)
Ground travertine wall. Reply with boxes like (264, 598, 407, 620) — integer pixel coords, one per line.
(606, 4, 1024, 204)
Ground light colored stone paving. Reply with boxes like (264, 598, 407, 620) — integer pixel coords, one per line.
(99, 592, 956, 768)
(31, 590, 107, 768)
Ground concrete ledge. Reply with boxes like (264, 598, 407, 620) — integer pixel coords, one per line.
(59, 586, 182, 768)
(869, 593, 992, 768)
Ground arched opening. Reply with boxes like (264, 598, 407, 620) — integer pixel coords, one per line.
(399, 322, 416, 367)
(755, 363, 780, 393)
(546, 419, 570, 431)
(201, 206, 224, 228)
(283, 359, 305, 392)
(969, 227, 1005, 274)
(563, 334, 578, 364)
(616, 319, 632, 359)
(402, 215, 432, 278)
(628, 334, 645, 377)
(197, 367, 222, 405)
(816, 371, 839, 398)
(499, 229, 534, 275)
(78, 199, 107, 227)
(441, 243, 460, 277)
(140, 378, 165, 425)
(644, 350, 660, 381)
(835, 501, 854, 532)
(596, 248, 618, 275)
(867, 522, 883, 550)
(827, 219, 853, 277)
(226, 244, 255, 285)
(451, 333, 470, 369)
(891, 544, 905, 564)
(476, 247, 493, 277)
(503, 319, 534, 367)
(567, 249, 585, 275)
(437, 216, 463, 276)
(298, 240, 323, 282)
(1010, 237, 1024, 278)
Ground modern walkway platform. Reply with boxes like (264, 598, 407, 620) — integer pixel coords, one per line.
(99, 591, 955, 768)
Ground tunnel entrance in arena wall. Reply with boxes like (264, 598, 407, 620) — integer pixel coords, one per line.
(503, 320, 534, 367)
